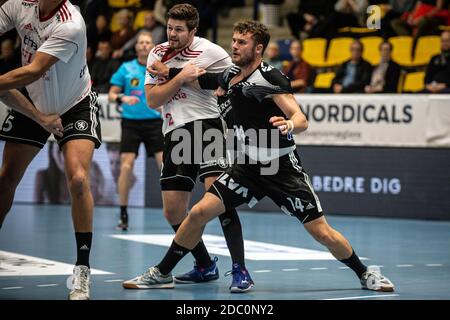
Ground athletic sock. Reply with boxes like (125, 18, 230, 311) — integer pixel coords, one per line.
(120, 205, 128, 222)
(157, 240, 190, 275)
(75, 232, 92, 269)
(339, 249, 367, 279)
(219, 208, 245, 267)
(172, 223, 212, 268)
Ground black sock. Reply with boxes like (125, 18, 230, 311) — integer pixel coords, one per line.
(75, 232, 92, 268)
(219, 208, 245, 267)
(120, 206, 128, 221)
(171, 223, 212, 268)
(157, 240, 190, 275)
(339, 249, 367, 279)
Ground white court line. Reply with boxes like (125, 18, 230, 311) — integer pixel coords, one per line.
(2, 287, 23, 290)
(426, 264, 443, 267)
(254, 270, 272, 273)
(282, 268, 299, 272)
(339, 267, 350, 269)
(396, 264, 414, 267)
(323, 294, 399, 300)
(37, 284, 58, 287)
(310, 267, 328, 270)
(104, 279, 124, 283)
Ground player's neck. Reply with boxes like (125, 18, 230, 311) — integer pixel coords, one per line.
(39, 0, 65, 18)
(239, 58, 262, 78)
(175, 36, 195, 53)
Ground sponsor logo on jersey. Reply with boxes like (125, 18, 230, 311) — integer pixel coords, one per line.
(218, 173, 258, 208)
(75, 120, 88, 131)
(23, 23, 33, 31)
(130, 78, 140, 87)
(23, 35, 38, 51)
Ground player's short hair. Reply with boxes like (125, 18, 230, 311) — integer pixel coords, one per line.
(167, 3, 199, 31)
(233, 20, 270, 54)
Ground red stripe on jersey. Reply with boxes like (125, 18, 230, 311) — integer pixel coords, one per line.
(161, 49, 179, 63)
(154, 45, 170, 54)
(40, 0, 67, 22)
(180, 52, 200, 58)
(59, 7, 67, 21)
(63, 4, 72, 20)
(185, 47, 203, 54)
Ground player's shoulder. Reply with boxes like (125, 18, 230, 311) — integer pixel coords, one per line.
(192, 37, 227, 55)
(3, 0, 33, 15)
(151, 41, 170, 58)
(257, 61, 291, 87)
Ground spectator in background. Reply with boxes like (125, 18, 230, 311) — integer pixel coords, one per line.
(87, 15, 112, 51)
(332, 39, 373, 93)
(71, 0, 109, 34)
(391, 0, 450, 38)
(365, 41, 402, 93)
(90, 40, 121, 93)
(423, 30, 450, 93)
(265, 42, 283, 70)
(286, 0, 337, 39)
(379, 0, 417, 38)
(0, 38, 20, 75)
(114, 10, 166, 60)
(283, 40, 313, 93)
(334, 0, 370, 27)
(111, 9, 136, 55)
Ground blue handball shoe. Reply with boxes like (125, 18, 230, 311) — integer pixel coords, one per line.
(225, 263, 254, 293)
(174, 257, 219, 283)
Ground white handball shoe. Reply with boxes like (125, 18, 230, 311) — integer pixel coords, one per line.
(68, 265, 90, 300)
(361, 265, 395, 292)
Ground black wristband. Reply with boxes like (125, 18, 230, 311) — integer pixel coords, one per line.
(115, 93, 124, 103)
(169, 68, 182, 79)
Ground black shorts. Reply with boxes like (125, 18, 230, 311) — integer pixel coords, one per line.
(0, 91, 102, 149)
(160, 117, 229, 192)
(208, 149, 324, 224)
(120, 118, 164, 157)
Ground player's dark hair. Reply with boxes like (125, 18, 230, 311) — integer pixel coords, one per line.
(167, 3, 199, 31)
(233, 20, 270, 54)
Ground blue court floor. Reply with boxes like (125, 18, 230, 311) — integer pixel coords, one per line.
(0, 204, 449, 300)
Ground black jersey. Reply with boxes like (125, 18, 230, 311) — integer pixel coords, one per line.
(220, 61, 296, 154)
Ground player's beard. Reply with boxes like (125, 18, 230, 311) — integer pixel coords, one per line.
(232, 51, 254, 67)
(169, 38, 186, 50)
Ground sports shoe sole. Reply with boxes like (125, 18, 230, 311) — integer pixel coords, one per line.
(174, 275, 219, 284)
(122, 282, 175, 289)
(230, 284, 254, 293)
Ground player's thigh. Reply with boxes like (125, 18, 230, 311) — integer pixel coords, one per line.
(0, 141, 40, 183)
(162, 190, 192, 221)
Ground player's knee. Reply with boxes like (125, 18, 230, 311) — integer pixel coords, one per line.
(188, 204, 210, 227)
(120, 161, 134, 174)
(313, 228, 338, 247)
(68, 171, 89, 196)
(163, 206, 186, 225)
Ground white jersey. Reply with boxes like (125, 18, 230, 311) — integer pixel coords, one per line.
(0, 0, 91, 115)
(145, 36, 231, 135)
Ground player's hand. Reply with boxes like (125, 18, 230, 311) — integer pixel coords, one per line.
(214, 87, 226, 97)
(148, 61, 170, 78)
(269, 116, 293, 135)
(37, 112, 64, 137)
(121, 96, 140, 105)
(180, 63, 206, 83)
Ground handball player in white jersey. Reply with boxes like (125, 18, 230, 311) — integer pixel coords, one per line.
(0, 0, 101, 300)
(123, 4, 252, 292)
